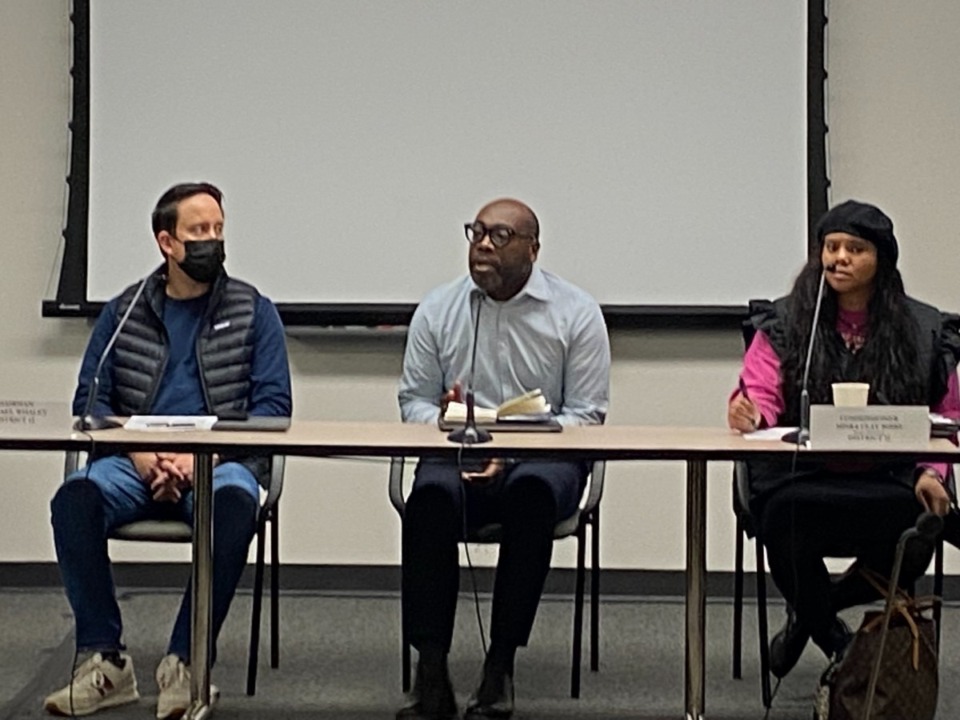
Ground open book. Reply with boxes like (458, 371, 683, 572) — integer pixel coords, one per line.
(444, 389, 552, 424)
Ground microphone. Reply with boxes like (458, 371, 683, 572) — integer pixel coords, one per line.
(74, 275, 150, 431)
(447, 291, 492, 445)
(864, 511, 943, 718)
(911, 511, 944, 542)
(797, 263, 837, 445)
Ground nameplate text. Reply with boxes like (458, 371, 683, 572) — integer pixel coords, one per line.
(809, 405, 930, 450)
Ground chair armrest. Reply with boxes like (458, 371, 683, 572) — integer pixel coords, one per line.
(580, 460, 606, 515)
(261, 455, 286, 510)
(388, 457, 406, 517)
(733, 460, 761, 539)
(732, 461, 751, 516)
(64, 450, 82, 478)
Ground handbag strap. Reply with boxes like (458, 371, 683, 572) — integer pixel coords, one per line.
(862, 604, 923, 670)
(858, 567, 939, 671)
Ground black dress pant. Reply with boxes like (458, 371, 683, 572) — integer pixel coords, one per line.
(401, 458, 586, 653)
(757, 474, 932, 652)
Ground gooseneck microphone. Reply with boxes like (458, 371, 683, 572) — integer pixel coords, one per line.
(797, 263, 836, 445)
(864, 511, 943, 720)
(447, 291, 492, 445)
(75, 275, 151, 431)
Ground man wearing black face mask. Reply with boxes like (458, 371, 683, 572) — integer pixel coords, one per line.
(43, 183, 292, 719)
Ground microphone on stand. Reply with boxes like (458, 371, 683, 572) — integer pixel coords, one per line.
(864, 511, 943, 719)
(797, 263, 837, 445)
(447, 291, 492, 445)
(75, 275, 151, 431)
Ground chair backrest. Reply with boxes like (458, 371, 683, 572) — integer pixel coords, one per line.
(731, 300, 770, 528)
(387, 456, 605, 541)
(741, 299, 770, 350)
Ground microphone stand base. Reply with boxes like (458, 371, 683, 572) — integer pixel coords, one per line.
(446, 425, 492, 444)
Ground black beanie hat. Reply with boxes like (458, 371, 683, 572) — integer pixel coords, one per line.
(815, 199, 898, 265)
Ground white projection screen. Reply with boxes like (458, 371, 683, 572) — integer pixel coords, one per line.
(84, 0, 809, 310)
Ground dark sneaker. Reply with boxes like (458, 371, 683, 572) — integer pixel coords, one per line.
(396, 660, 457, 720)
(464, 670, 514, 719)
(815, 616, 853, 661)
(769, 609, 810, 679)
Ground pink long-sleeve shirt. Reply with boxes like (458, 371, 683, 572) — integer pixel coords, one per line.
(734, 310, 960, 482)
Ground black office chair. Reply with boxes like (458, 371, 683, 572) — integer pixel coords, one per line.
(388, 457, 605, 699)
(731, 461, 773, 707)
(63, 451, 285, 696)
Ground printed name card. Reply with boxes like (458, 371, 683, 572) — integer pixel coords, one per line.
(809, 405, 930, 450)
(0, 400, 73, 433)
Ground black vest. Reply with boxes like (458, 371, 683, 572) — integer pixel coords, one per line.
(747, 295, 956, 426)
(743, 295, 960, 506)
(110, 268, 268, 482)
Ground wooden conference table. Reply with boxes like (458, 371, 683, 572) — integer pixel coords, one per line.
(3, 420, 958, 720)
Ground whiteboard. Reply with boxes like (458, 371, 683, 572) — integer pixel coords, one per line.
(87, 0, 808, 306)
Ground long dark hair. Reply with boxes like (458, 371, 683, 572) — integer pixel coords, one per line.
(779, 251, 926, 421)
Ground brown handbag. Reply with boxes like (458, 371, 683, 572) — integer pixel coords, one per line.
(815, 571, 938, 720)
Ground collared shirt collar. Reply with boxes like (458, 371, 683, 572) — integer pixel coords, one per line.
(469, 265, 550, 303)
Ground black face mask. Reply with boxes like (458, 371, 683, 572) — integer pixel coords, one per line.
(176, 239, 225, 283)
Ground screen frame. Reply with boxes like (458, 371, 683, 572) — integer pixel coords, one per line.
(43, 0, 828, 330)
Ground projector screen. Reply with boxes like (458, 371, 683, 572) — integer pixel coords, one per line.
(74, 0, 810, 313)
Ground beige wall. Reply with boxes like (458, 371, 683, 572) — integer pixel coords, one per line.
(1, 1, 957, 573)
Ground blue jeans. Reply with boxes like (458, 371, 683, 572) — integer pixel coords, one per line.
(50, 455, 259, 663)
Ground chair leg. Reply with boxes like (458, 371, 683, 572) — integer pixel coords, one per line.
(246, 515, 268, 696)
(732, 515, 745, 680)
(571, 522, 587, 699)
(755, 540, 772, 709)
(270, 507, 280, 669)
(590, 508, 600, 673)
(934, 537, 944, 653)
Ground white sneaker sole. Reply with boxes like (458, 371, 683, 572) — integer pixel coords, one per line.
(156, 685, 219, 720)
(44, 685, 140, 717)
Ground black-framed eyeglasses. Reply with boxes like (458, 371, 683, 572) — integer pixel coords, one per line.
(464, 221, 534, 249)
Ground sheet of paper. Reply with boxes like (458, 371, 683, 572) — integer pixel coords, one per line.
(125, 415, 217, 431)
(742, 426, 797, 441)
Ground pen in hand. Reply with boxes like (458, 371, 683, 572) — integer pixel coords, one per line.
(738, 378, 759, 431)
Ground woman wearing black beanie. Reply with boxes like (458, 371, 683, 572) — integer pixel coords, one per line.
(726, 199, 960, 679)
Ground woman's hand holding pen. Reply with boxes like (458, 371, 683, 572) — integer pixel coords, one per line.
(728, 380, 761, 433)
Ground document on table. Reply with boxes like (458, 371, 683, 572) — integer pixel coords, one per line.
(742, 426, 797, 441)
(125, 415, 218, 431)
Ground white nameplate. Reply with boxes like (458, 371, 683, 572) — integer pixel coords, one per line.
(0, 400, 73, 432)
(809, 405, 930, 450)
(125, 415, 218, 432)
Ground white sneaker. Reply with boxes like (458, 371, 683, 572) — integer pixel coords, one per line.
(43, 652, 139, 716)
(155, 654, 219, 720)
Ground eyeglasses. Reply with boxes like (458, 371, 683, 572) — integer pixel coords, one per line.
(464, 221, 535, 249)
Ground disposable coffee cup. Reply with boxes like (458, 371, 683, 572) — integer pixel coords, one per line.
(831, 382, 870, 407)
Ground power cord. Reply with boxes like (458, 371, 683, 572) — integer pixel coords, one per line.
(457, 443, 489, 657)
(762, 677, 782, 720)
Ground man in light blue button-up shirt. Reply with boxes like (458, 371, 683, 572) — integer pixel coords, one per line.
(396, 199, 610, 720)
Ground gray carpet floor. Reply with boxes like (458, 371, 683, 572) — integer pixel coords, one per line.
(1, 588, 957, 719)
